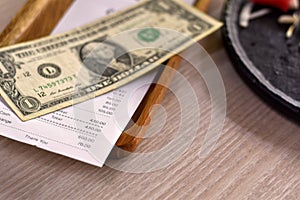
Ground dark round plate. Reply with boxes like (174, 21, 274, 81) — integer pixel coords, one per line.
(222, 0, 300, 120)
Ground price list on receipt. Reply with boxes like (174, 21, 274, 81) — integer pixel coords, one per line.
(0, 0, 195, 166)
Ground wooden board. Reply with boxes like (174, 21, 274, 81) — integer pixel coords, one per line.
(0, 0, 209, 155)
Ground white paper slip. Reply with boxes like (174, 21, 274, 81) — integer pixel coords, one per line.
(0, 0, 195, 167)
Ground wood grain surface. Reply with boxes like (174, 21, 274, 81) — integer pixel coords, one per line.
(0, 0, 299, 199)
(0, 0, 73, 47)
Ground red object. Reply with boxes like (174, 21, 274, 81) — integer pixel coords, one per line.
(251, 0, 291, 11)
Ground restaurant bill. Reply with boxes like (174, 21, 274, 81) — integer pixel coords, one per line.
(0, 0, 222, 121)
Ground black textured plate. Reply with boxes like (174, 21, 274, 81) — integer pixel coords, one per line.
(222, 0, 300, 120)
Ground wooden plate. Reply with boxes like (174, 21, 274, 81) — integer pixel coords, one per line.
(222, 0, 300, 120)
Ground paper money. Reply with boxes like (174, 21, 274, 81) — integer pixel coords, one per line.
(0, 0, 222, 121)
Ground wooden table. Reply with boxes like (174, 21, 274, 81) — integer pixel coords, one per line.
(0, 0, 299, 199)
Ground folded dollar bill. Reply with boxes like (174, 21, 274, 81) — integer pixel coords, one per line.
(0, 0, 222, 121)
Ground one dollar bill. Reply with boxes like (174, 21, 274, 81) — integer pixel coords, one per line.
(0, 0, 222, 121)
